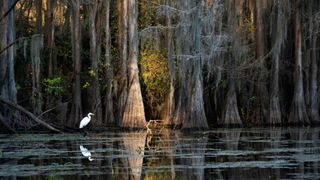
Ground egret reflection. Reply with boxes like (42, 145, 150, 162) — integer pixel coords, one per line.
(80, 145, 94, 161)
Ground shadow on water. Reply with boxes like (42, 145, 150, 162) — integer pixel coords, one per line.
(0, 128, 319, 179)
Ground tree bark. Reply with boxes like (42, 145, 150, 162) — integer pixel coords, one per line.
(88, 0, 103, 126)
(122, 0, 146, 128)
(169, 0, 208, 129)
(116, 0, 128, 124)
(31, 34, 43, 116)
(45, 0, 55, 78)
(288, 0, 310, 125)
(269, 0, 284, 125)
(310, 22, 320, 124)
(35, 0, 42, 34)
(254, 0, 268, 124)
(104, 0, 115, 125)
(221, 0, 242, 127)
(269, 54, 281, 125)
(221, 78, 242, 127)
(162, 0, 175, 125)
(69, 0, 82, 127)
(0, 0, 19, 129)
(0, 0, 8, 87)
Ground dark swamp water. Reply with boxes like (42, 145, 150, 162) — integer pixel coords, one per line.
(0, 128, 320, 179)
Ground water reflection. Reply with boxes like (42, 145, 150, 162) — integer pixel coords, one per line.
(0, 128, 319, 179)
(79, 145, 93, 161)
(113, 131, 146, 180)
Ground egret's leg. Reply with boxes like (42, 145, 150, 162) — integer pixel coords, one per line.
(83, 131, 88, 137)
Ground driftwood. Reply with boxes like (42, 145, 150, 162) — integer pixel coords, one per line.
(0, 97, 62, 133)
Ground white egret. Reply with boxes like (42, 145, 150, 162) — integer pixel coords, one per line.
(79, 113, 95, 129)
(79, 145, 94, 161)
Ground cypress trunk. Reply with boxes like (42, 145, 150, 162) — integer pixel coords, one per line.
(117, 0, 128, 124)
(288, 0, 310, 125)
(122, 0, 146, 128)
(310, 26, 320, 123)
(269, 0, 287, 125)
(88, 0, 103, 126)
(104, 0, 115, 125)
(69, 0, 82, 127)
(254, 0, 268, 124)
(221, 78, 242, 126)
(0, 0, 19, 129)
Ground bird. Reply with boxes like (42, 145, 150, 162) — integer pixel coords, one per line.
(79, 113, 95, 129)
(79, 145, 94, 161)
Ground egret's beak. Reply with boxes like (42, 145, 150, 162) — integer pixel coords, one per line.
(92, 113, 95, 116)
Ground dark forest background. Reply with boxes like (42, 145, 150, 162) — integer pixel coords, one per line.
(0, 0, 320, 132)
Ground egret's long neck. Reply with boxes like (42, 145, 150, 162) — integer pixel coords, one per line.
(88, 114, 91, 118)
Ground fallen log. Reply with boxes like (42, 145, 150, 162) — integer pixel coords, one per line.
(0, 97, 62, 133)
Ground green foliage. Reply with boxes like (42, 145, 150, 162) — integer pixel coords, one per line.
(43, 77, 64, 96)
(241, 16, 256, 34)
(82, 82, 90, 89)
(140, 49, 170, 111)
(87, 67, 96, 77)
(249, 96, 256, 102)
(16, 83, 21, 91)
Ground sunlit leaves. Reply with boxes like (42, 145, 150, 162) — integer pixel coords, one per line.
(43, 77, 64, 96)
(140, 49, 170, 112)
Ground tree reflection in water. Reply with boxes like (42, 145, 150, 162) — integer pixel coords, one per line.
(0, 128, 319, 179)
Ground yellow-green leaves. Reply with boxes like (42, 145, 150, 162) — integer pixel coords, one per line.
(140, 49, 170, 110)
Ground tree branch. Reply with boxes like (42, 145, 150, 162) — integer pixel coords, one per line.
(0, 0, 21, 22)
(0, 97, 63, 133)
(0, 36, 30, 55)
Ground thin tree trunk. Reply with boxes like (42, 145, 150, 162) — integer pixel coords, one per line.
(88, 0, 103, 126)
(32, 0, 43, 116)
(35, 0, 42, 34)
(0, 0, 8, 87)
(45, 0, 55, 78)
(122, 0, 146, 128)
(288, 0, 310, 125)
(6, 0, 17, 103)
(69, 0, 82, 127)
(44, 0, 58, 112)
(104, 0, 115, 125)
(31, 34, 43, 116)
(254, 0, 268, 124)
(163, 0, 175, 125)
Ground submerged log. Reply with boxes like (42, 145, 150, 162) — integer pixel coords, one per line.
(0, 97, 62, 133)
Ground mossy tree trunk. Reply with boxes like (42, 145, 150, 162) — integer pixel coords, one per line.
(116, 0, 128, 124)
(220, 0, 242, 127)
(310, 18, 320, 124)
(269, 0, 288, 125)
(288, 0, 310, 125)
(254, 0, 268, 124)
(0, 0, 19, 130)
(121, 0, 146, 128)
